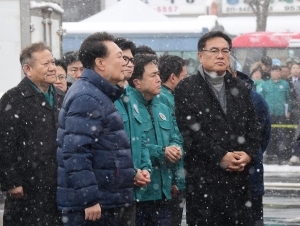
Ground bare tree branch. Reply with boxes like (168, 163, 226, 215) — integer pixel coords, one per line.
(246, 0, 270, 31)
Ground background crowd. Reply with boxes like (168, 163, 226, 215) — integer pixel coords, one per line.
(248, 55, 300, 165)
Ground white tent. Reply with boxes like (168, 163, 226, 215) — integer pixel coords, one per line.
(64, 15, 219, 34)
(80, 0, 169, 23)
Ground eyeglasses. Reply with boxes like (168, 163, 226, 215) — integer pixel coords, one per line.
(123, 56, 135, 65)
(202, 48, 231, 56)
(56, 75, 66, 81)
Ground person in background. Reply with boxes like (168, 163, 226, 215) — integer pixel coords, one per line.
(281, 65, 291, 80)
(262, 65, 291, 164)
(0, 42, 64, 226)
(286, 57, 300, 69)
(286, 63, 300, 165)
(57, 32, 135, 226)
(272, 58, 281, 66)
(158, 54, 187, 226)
(135, 45, 156, 55)
(292, 125, 300, 165)
(229, 56, 271, 226)
(62, 51, 83, 87)
(54, 59, 68, 93)
(250, 62, 264, 93)
(114, 37, 136, 88)
(260, 56, 272, 81)
(127, 53, 182, 226)
(114, 37, 152, 226)
(175, 31, 261, 225)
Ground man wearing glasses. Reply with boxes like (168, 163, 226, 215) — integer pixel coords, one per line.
(54, 59, 68, 92)
(174, 31, 261, 226)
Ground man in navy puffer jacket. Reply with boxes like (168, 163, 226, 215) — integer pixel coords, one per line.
(57, 32, 135, 226)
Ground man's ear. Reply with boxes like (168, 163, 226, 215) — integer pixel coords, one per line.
(23, 64, 31, 78)
(133, 79, 141, 89)
(198, 52, 203, 63)
(95, 58, 105, 71)
(170, 73, 177, 84)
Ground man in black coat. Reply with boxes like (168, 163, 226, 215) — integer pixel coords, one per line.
(285, 63, 300, 163)
(0, 42, 64, 226)
(174, 31, 261, 226)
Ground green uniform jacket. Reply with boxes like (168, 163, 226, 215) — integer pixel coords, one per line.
(261, 79, 290, 116)
(115, 89, 152, 201)
(127, 86, 182, 201)
(159, 85, 186, 191)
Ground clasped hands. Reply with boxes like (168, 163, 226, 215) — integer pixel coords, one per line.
(164, 146, 182, 163)
(220, 151, 251, 172)
(85, 168, 151, 221)
(134, 169, 151, 186)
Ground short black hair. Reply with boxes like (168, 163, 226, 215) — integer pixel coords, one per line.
(128, 54, 158, 87)
(197, 31, 232, 51)
(62, 51, 80, 67)
(158, 54, 186, 83)
(281, 65, 289, 69)
(55, 59, 67, 74)
(261, 56, 272, 67)
(135, 45, 156, 55)
(270, 65, 281, 71)
(291, 62, 300, 68)
(114, 37, 136, 56)
(79, 32, 115, 69)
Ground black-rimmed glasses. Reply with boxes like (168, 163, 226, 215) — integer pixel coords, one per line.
(123, 56, 135, 65)
(56, 75, 66, 81)
(202, 48, 231, 56)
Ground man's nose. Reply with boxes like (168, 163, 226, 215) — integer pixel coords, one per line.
(49, 63, 56, 70)
(157, 74, 161, 82)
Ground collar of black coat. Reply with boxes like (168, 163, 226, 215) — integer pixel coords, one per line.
(80, 68, 123, 102)
(17, 77, 64, 98)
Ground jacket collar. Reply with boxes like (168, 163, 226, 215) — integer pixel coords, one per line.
(17, 77, 64, 110)
(127, 85, 160, 106)
(18, 77, 44, 98)
(162, 84, 174, 95)
(80, 68, 123, 102)
(197, 66, 234, 86)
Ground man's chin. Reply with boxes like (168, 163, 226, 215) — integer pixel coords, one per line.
(46, 78, 57, 84)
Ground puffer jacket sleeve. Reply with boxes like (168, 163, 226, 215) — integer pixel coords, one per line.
(57, 94, 102, 209)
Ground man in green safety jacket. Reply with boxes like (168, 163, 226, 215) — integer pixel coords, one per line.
(158, 54, 187, 226)
(261, 65, 291, 163)
(127, 53, 182, 226)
